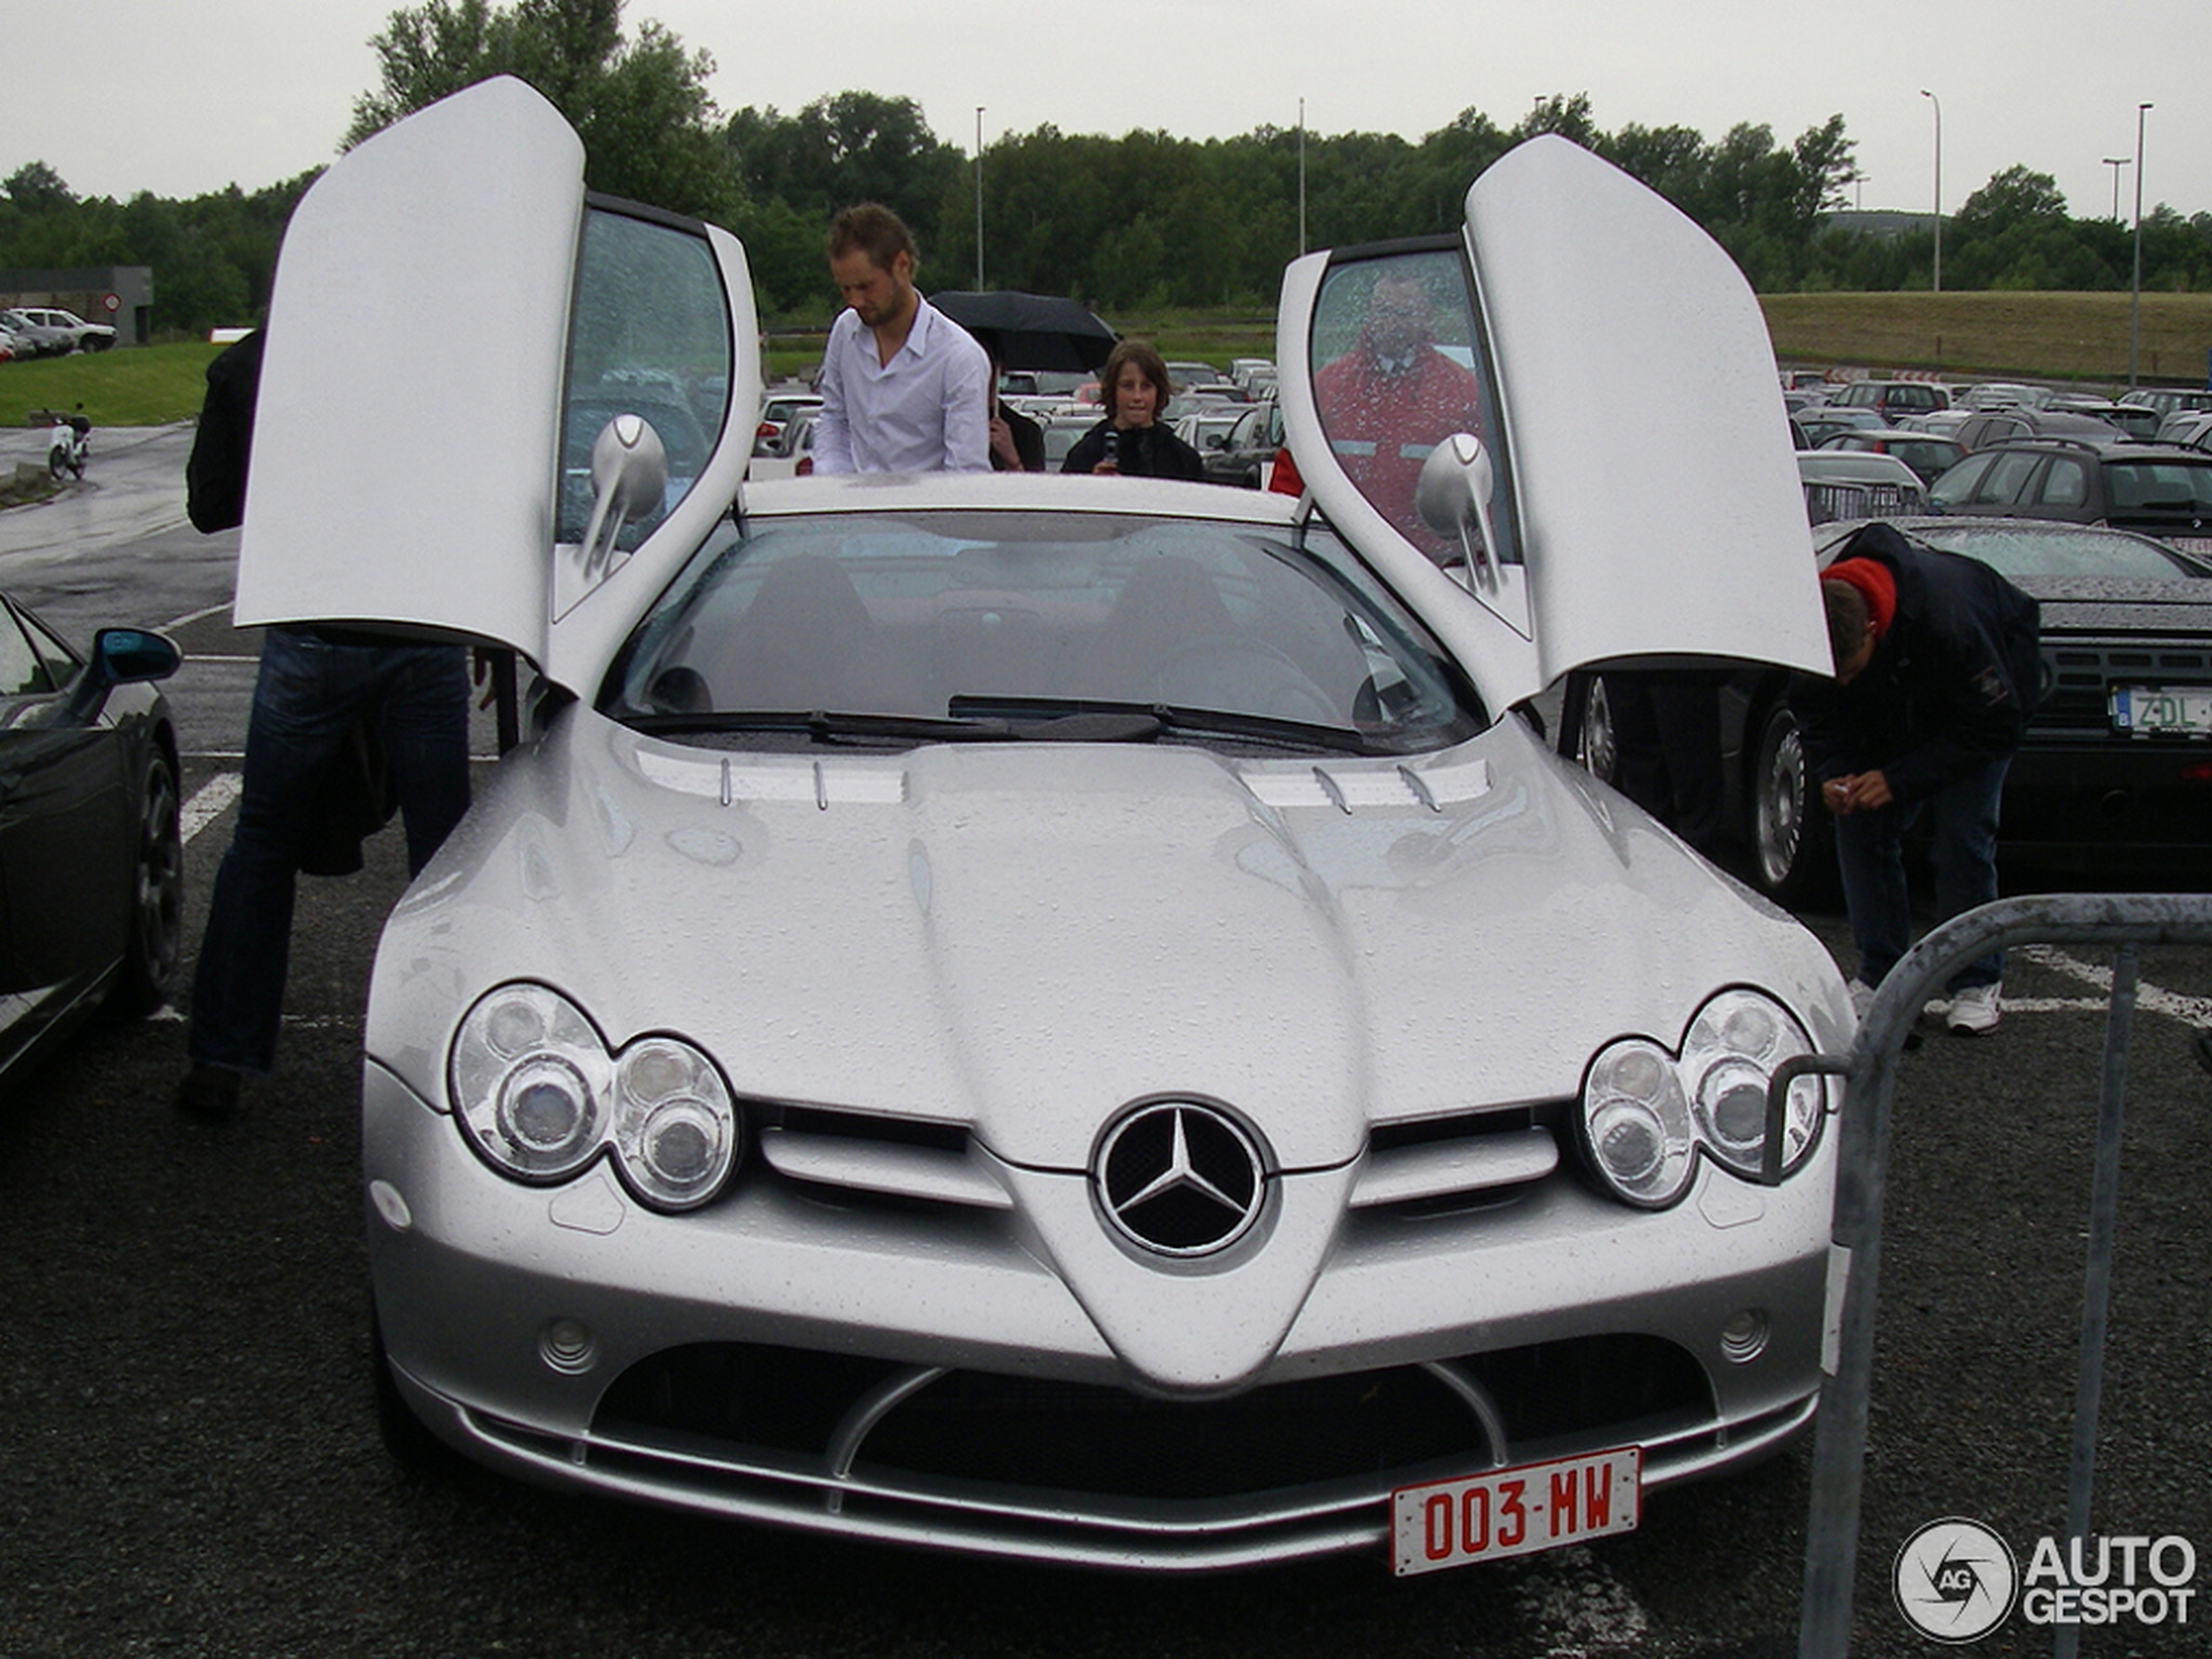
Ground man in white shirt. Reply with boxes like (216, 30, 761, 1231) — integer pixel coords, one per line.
(814, 204, 990, 474)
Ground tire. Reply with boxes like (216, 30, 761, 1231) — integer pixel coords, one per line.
(1748, 701, 1836, 906)
(1575, 677, 1617, 784)
(48, 448, 67, 480)
(108, 746, 185, 1016)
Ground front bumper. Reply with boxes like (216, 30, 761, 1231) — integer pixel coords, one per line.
(366, 1058, 1834, 1568)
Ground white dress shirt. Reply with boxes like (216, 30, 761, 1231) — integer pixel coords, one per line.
(813, 295, 990, 474)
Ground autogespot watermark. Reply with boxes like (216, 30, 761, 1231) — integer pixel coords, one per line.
(1893, 1518, 2198, 1642)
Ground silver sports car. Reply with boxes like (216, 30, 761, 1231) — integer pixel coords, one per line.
(239, 79, 1850, 1575)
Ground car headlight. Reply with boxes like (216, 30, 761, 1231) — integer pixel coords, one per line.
(449, 983, 741, 1212)
(1580, 988, 1826, 1209)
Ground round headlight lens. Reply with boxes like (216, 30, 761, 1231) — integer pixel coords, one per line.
(1581, 1040, 1695, 1206)
(1683, 989, 1824, 1178)
(614, 1039, 738, 1210)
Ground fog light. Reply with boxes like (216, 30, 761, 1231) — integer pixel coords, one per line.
(540, 1317, 597, 1374)
(1720, 1308, 1770, 1364)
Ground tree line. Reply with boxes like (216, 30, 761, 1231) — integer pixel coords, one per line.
(7, 0, 2212, 341)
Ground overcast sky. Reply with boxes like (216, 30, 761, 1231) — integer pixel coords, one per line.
(10, 0, 2207, 228)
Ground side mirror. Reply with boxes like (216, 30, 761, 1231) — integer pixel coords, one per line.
(1415, 432, 1501, 590)
(577, 413, 669, 583)
(91, 628, 183, 687)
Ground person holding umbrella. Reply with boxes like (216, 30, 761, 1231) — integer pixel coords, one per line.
(1060, 340, 1205, 481)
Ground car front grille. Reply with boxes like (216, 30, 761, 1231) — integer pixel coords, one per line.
(2041, 636, 2212, 733)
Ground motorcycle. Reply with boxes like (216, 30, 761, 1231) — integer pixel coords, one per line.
(46, 408, 90, 480)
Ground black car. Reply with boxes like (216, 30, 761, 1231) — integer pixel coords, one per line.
(1928, 439, 2212, 555)
(1828, 380, 1952, 421)
(1202, 398, 1283, 488)
(1575, 517, 2212, 900)
(0, 600, 184, 1084)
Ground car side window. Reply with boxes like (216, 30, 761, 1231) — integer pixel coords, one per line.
(557, 204, 733, 549)
(1307, 247, 1515, 570)
(1979, 451, 2040, 504)
(1929, 454, 1992, 509)
(2038, 456, 2089, 508)
(0, 604, 53, 700)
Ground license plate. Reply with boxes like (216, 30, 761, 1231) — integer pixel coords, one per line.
(1391, 1447, 1641, 1576)
(2111, 685, 2212, 735)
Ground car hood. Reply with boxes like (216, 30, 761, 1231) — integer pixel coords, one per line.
(373, 711, 1844, 1176)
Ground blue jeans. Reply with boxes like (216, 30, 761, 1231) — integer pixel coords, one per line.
(188, 628, 471, 1074)
(1833, 756, 2010, 994)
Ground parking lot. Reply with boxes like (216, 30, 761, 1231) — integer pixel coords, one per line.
(0, 428, 2207, 1656)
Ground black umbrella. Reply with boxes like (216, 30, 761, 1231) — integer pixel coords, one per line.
(929, 290, 1118, 374)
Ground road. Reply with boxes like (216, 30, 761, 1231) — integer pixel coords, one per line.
(0, 435, 2205, 1657)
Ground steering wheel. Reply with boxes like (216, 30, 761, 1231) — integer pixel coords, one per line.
(1137, 637, 1341, 727)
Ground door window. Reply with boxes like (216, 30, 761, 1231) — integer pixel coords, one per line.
(557, 205, 734, 550)
(1307, 246, 1517, 570)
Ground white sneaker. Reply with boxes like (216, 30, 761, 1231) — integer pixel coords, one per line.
(1947, 982, 2001, 1035)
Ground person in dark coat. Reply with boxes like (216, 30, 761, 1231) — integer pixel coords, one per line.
(1060, 340, 1205, 481)
(1792, 521, 2040, 1034)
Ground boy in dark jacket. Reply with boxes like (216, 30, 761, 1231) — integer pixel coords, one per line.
(1793, 522, 2040, 1033)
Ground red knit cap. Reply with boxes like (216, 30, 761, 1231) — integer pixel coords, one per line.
(1824, 557, 1897, 641)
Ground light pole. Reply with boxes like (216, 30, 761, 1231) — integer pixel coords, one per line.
(1919, 89, 1942, 293)
(2128, 103, 2151, 388)
(974, 107, 985, 291)
(1298, 98, 1307, 256)
(2103, 156, 2130, 222)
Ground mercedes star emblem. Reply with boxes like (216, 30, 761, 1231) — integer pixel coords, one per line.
(1095, 1100, 1267, 1257)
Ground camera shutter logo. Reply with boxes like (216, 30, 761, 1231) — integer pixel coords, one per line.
(1894, 1517, 2020, 1642)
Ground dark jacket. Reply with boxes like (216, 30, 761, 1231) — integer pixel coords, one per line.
(1060, 419, 1205, 482)
(1794, 522, 2042, 805)
(185, 329, 262, 534)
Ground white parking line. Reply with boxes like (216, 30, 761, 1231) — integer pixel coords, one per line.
(2018, 943, 2212, 1025)
(180, 773, 242, 844)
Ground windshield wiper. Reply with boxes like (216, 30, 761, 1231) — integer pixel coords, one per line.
(626, 706, 1167, 745)
(949, 694, 1372, 753)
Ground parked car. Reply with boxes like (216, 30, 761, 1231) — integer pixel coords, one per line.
(1202, 397, 1284, 488)
(1948, 407, 2125, 454)
(1172, 408, 1244, 459)
(751, 392, 821, 458)
(2119, 388, 2212, 421)
(8, 306, 116, 352)
(1828, 379, 1951, 421)
(2154, 409, 2212, 451)
(1816, 428, 1966, 486)
(1928, 438, 2212, 554)
(0, 599, 183, 1087)
(0, 308, 70, 358)
(1808, 518, 2212, 875)
(1959, 381, 2054, 412)
(2045, 396, 2160, 440)
(1791, 405, 1888, 448)
(1577, 516, 2212, 900)
(238, 78, 1851, 1575)
(1797, 449, 1928, 524)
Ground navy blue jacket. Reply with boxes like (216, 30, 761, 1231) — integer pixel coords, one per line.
(1794, 523, 2041, 805)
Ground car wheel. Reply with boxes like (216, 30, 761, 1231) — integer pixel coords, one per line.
(109, 747, 184, 1017)
(1750, 701, 1835, 906)
(1575, 677, 1617, 784)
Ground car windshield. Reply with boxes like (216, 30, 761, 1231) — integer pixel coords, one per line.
(603, 508, 1484, 754)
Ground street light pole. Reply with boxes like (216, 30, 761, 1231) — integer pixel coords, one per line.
(1298, 98, 1307, 257)
(974, 107, 985, 291)
(2129, 103, 2151, 388)
(1919, 89, 1942, 293)
(2103, 157, 2130, 222)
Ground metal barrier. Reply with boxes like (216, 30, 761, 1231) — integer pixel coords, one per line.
(1765, 893, 2212, 1659)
